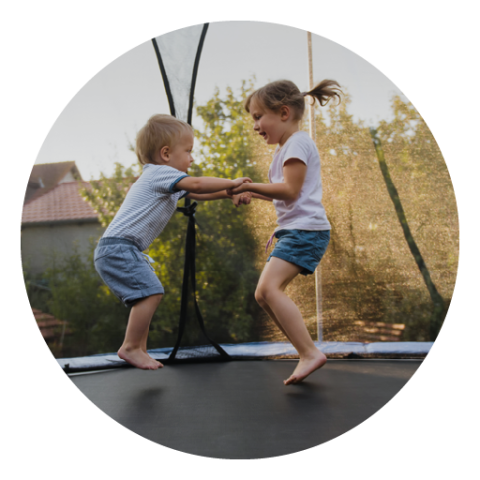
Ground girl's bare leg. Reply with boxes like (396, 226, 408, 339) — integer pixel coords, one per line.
(118, 294, 164, 370)
(256, 257, 327, 385)
(256, 265, 292, 342)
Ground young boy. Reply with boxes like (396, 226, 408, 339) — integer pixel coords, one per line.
(94, 114, 252, 370)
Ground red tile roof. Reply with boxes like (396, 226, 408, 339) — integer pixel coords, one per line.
(25, 161, 82, 204)
(22, 181, 99, 224)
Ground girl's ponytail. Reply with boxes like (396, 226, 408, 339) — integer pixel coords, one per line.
(245, 79, 342, 120)
(304, 79, 342, 106)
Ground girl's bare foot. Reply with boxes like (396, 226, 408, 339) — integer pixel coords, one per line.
(118, 346, 163, 370)
(142, 347, 159, 363)
(284, 350, 327, 385)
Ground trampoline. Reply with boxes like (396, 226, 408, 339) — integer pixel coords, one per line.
(69, 358, 422, 459)
(61, 342, 429, 458)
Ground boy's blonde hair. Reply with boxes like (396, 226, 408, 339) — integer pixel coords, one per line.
(135, 114, 193, 165)
(245, 79, 342, 120)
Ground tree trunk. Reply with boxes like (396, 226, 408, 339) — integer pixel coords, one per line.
(369, 128, 445, 339)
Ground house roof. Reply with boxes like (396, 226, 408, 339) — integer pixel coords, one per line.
(22, 181, 99, 224)
(25, 161, 82, 204)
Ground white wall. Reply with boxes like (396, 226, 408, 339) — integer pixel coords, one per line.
(21, 221, 105, 275)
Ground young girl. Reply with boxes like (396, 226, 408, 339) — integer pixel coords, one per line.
(228, 79, 342, 385)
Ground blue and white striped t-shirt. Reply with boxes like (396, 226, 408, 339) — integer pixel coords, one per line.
(102, 164, 189, 251)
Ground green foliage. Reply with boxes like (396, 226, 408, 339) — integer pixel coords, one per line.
(23, 264, 51, 314)
(79, 163, 140, 227)
(42, 244, 128, 357)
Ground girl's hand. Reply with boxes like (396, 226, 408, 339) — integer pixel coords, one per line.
(227, 177, 251, 196)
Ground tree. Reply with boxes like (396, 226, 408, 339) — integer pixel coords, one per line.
(316, 93, 457, 341)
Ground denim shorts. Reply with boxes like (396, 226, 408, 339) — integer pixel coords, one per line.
(94, 237, 164, 307)
(268, 229, 330, 275)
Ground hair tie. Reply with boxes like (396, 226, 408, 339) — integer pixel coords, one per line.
(301, 92, 309, 97)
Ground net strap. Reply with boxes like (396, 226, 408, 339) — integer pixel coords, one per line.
(168, 201, 231, 362)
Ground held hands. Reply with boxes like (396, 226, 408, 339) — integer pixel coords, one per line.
(227, 177, 251, 197)
(228, 177, 252, 208)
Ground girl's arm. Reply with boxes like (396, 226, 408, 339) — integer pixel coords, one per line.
(250, 192, 273, 202)
(228, 159, 306, 201)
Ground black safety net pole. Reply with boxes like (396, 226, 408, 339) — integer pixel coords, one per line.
(152, 38, 176, 118)
(168, 202, 230, 362)
(152, 24, 231, 362)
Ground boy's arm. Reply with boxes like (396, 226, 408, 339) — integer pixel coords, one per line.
(186, 191, 230, 201)
(186, 191, 252, 207)
(176, 176, 251, 195)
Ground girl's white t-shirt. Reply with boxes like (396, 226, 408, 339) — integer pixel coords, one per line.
(268, 131, 331, 232)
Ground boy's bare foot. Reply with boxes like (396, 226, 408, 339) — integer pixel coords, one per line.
(284, 350, 327, 385)
(118, 346, 163, 370)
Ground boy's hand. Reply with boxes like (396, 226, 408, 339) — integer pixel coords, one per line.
(232, 177, 252, 188)
(231, 192, 252, 207)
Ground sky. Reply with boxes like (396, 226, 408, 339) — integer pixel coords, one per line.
(34, 21, 404, 181)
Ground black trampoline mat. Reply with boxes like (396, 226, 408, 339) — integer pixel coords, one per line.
(70, 359, 422, 459)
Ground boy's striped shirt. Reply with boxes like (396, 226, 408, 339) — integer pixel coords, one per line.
(102, 164, 189, 251)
